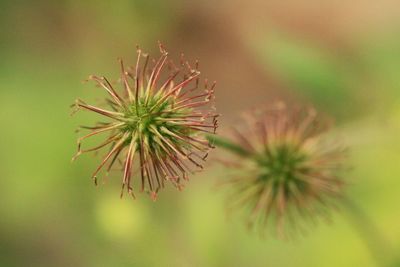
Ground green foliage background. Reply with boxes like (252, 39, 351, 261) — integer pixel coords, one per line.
(0, 1, 399, 266)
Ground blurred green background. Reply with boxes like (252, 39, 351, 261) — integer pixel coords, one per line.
(0, 1, 400, 266)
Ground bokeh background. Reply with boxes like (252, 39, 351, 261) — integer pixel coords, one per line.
(1, 1, 400, 266)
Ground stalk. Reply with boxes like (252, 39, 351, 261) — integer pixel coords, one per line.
(342, 197, 393, 267)
(206, 134, 252, 158)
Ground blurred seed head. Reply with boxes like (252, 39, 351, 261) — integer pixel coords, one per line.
(72, 43, 218, 200)
(218, 102, 346, 238)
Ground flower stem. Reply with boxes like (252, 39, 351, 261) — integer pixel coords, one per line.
(206, 134, 252, 157)
(342, 196, 393, 267)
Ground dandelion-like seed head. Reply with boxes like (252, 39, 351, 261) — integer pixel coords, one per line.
(219, 102, 346, 238)
(72, 43, 218, 200)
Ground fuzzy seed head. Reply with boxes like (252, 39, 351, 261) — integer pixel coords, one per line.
(72, 43, 218, 200)
(220, 102, 346, 238)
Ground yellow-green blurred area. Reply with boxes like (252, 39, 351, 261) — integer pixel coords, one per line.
(1, 1, 400, 266)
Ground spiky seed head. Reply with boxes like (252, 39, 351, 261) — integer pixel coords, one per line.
(218, 102, 346, 238)
(72, 43, 218, 200)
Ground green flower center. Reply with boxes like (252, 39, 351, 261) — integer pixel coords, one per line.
(258, 143, 309, 191)
(120, 94, 193, 152)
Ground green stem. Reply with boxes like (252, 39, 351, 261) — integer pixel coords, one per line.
(342, 197, 392, 267)
(206, 134, 252, 157)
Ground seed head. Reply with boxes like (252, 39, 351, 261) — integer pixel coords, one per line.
(217, 102, 346, 238)
(72, 43, 218, 200)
